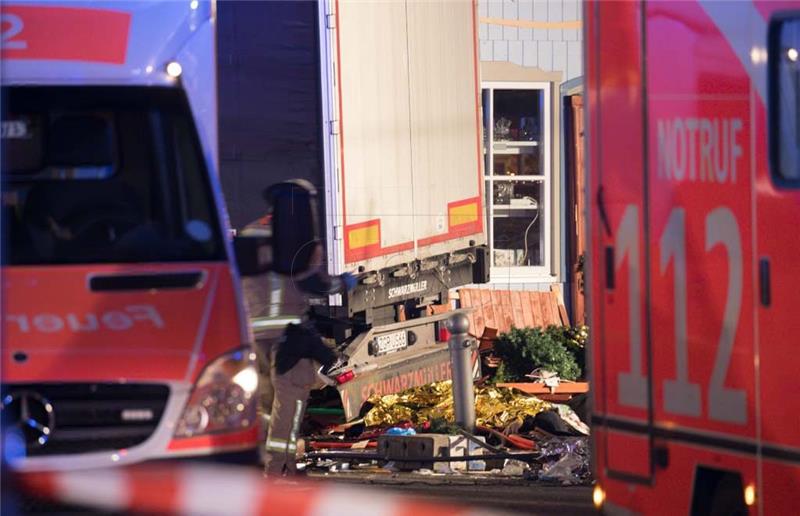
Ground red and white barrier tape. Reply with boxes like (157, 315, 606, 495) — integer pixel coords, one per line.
(18, 463, 506, 516)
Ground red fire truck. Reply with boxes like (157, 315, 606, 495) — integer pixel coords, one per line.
(587, 1, 800, 513)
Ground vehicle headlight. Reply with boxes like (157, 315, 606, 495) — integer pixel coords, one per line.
(174, 348, 259, 438)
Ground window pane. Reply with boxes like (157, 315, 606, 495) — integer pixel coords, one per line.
(774, 19, 800, 181)
(492, 148, 542, 176)
(1, 86, 225, 265)
(492, 89, 543, 143)
(491, 180, 544, 267)
(484, 179, 493, 251)
(483, 89, 491, 175)
(482, 89, 491, 148)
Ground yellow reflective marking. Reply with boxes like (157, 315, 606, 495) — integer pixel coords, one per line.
(449, 202, 478, 227)
(348, 225, 380, 250)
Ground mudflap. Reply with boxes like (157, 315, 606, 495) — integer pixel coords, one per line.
(337, 345, 480, 421)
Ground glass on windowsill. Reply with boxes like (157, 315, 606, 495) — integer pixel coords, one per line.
(494, 117, 512, 141)
(492, 179, 543, 207)
(491, 180, 544, 267)
(492, 215, 543, 267)
(492, 89, 543, 143)
(492, 151, 541, 176)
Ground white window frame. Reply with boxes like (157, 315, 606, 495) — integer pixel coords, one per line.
(483, 81, 552, 282)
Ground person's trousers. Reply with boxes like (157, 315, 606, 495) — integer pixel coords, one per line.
(254, 336, 277, 457)
(263, 352, 319, 476)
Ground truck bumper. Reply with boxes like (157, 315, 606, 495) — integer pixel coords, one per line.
(337, 345, 480, 421)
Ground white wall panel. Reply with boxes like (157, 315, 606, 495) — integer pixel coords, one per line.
(567, 40, 582, 82)
(553, 41, 567, 76)
(537, 40, 553, 72)
(523, 40, 538, 68)
(563, 0, 579, 41)
(509, 40, 523, 66)
(480, 39, 493, 61)
(494, 40, 508, 61)
(518, 0, 534, 40)
(502, 0, 518, 40)
(488, 0, 503, 40)
(478, 0, 582, 80)
(547, 0, 563, 41)
(533, 0, 548, 41)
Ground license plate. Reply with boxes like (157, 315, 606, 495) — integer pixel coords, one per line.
(373, 330, 408, 355)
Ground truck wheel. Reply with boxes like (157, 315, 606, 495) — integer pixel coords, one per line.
(691, 466, 747, 516)
(709, 474, 747, 516)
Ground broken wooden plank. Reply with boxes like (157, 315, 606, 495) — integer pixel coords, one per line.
(539, 292, 556, 326)
(559, 303, 571, 326)
(548, 293, 561, 326)
(459, 287, 569, 332)
(459, 289, 477, 336)
(459, 288, 472, 308)
(478, 326, 499, 352)
(498, 382, 589, 395)
(490, 290, 505, 332)
(500, 290, 514, 332)
(520, 290, 535, 327)
(530, 292, 544, 327)
(548, 284, 571, 326)
(510, 291, 525, 330)
(481, 289, 497, 333)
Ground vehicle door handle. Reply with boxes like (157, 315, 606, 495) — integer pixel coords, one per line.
(605, 246, 615, 289)
(759, 258, 771, 307)
(89, 271, 204, 292)
(597, 186, 613, 237)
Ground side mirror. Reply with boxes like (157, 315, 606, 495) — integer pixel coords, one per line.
(263, 180, 320, 275)
(233, 235, 272, 277)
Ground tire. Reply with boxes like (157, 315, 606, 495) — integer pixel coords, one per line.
(708, 474, 747, 516)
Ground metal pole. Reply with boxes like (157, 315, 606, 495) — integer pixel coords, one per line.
(446, 312, 476, 432)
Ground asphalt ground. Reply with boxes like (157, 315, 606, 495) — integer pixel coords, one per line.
(5, 467, 594, 515)
(4, 445, 594, 515)
(309, 469, 595, 515)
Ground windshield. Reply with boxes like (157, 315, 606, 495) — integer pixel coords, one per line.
(1, 86, 225, 265)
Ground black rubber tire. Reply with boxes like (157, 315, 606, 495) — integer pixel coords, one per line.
(708, 474, 747, 516)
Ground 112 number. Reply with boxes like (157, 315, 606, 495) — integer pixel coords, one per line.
(612, 204, 747, 425)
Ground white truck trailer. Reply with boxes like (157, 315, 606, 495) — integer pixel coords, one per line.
(218, 0, 488, 418)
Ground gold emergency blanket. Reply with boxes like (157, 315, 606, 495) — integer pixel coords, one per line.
(364, 380, 551, 428)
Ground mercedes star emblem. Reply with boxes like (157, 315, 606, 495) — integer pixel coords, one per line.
(1, 391, 56, 448)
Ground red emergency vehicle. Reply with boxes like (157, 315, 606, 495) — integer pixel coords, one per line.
(1, 2, 261, 470)
(587, 1, 800, 513)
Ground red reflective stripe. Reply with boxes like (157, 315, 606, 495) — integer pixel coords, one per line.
(16, 465, 500, 515)
(127, 468, 180, 513)
(1, 6, 130, 64)
(18, 471, 57, 498)
(394, 501, 466, 516)
(308, 440, 378, 450)
(167, 425, 258, 451)
(256, 482, 316, 515)
(418, 197, 483, 248)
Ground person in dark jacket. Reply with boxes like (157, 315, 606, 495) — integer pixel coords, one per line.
(241, 219, 355, 477)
